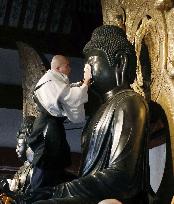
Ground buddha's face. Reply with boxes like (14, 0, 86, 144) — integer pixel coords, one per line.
(85, 49, 117, 95)
(16, 137, 27, 161)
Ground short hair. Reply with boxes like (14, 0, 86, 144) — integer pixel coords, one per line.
(83, 25, 137, 83)
(51, 55, 69, 70)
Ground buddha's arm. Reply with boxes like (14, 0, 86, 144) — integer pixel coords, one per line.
(53, 96, 148, 201)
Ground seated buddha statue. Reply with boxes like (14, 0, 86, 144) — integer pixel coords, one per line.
(22, 25, 150, 204)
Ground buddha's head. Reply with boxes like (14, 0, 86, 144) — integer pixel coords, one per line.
(83, 25, 137, 96)
(16, 116, 35, 162)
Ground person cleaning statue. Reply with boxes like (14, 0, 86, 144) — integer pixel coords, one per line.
(27, 55, 92, 200)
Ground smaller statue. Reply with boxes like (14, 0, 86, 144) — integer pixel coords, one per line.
(0, 116, 35, 199)
(8, 116, 35, 193)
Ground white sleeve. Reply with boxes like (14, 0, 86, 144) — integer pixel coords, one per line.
(61, 84, 88, 107)
(60, 84, 88, 123)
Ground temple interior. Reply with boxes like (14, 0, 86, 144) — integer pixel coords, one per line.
(0, 0, 173, 204)
(0, 0, 103, 175)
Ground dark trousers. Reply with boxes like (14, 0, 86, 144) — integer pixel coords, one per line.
(29, 113, 71, 191)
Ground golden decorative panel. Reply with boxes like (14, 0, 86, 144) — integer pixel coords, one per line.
(101, 0, 174, 199)
(17, 42, 47, 118)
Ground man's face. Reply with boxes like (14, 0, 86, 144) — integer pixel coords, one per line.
(57, 59, 71, 76)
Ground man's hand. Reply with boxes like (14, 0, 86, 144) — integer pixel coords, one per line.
(83, 64, 92, 86)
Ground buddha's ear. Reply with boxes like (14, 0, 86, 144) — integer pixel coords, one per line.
(114, 51, 128, 86)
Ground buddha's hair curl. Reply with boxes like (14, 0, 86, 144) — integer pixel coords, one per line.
(83, 25, 137, 83)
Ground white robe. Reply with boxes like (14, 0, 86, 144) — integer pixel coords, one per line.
(34, 69, 88, 123)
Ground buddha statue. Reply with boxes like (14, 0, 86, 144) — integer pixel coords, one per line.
(22, 25, 150, 204)
(8, 116, 35, 193)
(0, 116, 35, 200)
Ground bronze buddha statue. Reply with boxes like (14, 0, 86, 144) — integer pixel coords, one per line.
(23, 25, 150, 204)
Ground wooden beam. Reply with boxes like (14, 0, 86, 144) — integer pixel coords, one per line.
(33, 0, 43, 31)
(0, 0, 103, 56)
(0, 84, 22, 109)
(18, 0, 28, 28)
(3, 0, 13, 26)
(45, 0, 57, 33)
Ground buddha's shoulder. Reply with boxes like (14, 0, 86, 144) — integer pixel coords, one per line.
(110, 89, 148, 109)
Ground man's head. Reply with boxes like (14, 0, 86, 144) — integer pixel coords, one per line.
(51, 55, 71, 76)
(83, 25, 137, 95)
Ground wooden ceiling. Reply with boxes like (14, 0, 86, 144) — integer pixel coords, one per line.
(0, 0, 103, 57)
(0, 0, 103, 110)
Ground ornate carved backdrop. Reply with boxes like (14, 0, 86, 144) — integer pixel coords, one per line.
(101, 0, 174, 203)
